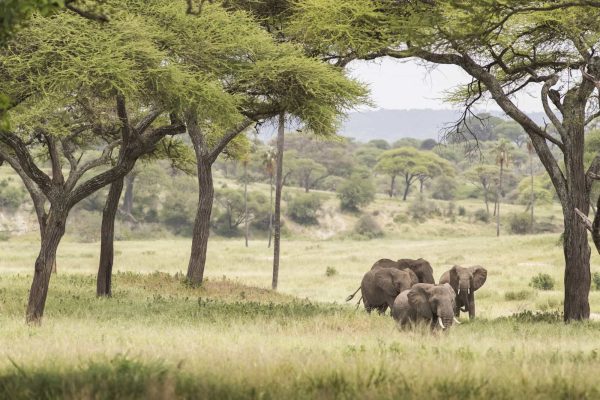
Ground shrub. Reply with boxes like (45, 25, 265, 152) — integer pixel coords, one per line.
(0, 179, 26, 211)
(408, 195, 440, 222)
(431, 176, 457, 200)
(530, 273, 555, 290)
(508, 212, 531, 234)
(0, 231, 10, 241)
(354, 215, 383, 239)
(592, 272, 600, 290)
(212, 189, 271, 236)
(458, 206, 466, 216)
(473, 209, 489, 223)
(287, 193, 321, 225)
(393, 213, 408, 224)
(510, 310, 563, 323)
(325, 266, 338, 277)
(504, 290, 535, 301)
(337, 175, 375, 211)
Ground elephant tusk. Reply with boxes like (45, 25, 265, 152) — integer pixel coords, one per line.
(438, 318, 445, 329)
(453, 317, 461, 325)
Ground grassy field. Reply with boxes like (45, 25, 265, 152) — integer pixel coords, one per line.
(2, 233, 600, 398)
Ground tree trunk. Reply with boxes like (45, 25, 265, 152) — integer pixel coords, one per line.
(186, 113, 214, 286)
(419, 178, 424, 193)
(272, 112, 285, 290)
(496, 161, 503, 237)
(244, 162, 249, 248)
(530, 149, 535, 232)
(26, 207, 68, 324)
(389, 175, 395, 198)
(402, 176, 410, 201)
(97, 177, 125, 297)
(561, 104, 591, 321)
(483, 189, 489, 215)
(268, 173, 273, 248)
(122, 173, 135, 215)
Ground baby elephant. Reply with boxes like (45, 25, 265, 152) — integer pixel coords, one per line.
(439, 265, 487, 319)
(392, 283, 458, 330)
(346, 267, 417, 314)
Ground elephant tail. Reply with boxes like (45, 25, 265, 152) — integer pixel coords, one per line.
(345, 286, 361, 302)
(355, 296, 363, 310)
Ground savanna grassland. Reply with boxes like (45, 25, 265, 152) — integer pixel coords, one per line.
(3, 217, 600, 399)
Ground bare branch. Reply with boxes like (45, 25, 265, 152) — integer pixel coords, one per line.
(575, 208, 593, 231)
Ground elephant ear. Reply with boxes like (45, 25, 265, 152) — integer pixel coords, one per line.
(375, 270, 400, 298)
(406, 269, 419, 286)
(407, 283, 433, 319)
(470, 266, 487, 291)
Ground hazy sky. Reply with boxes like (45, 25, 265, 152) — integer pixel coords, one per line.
(348, 57, 543, 113)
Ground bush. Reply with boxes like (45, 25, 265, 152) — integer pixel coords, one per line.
(212, 189, 271, 236)
(504, 290, 535, 301)
(393, 213, 408, 224)
(508, 212, 531, 234)
(354, 215, 383, 239)
(458, 206, 466, 216)
(0, 179, 26, 211)
(286, 193, 322, 225)
(408, 195, 440, 222)
(473, 209, 489, 223)
(0, 231, 10, 241)
(431, 176, 457, 200)
(592, 272, 600, 290)
(530, 273, 555, 290)
(337, 175, 375, 211)
(325, 266, 338, 277)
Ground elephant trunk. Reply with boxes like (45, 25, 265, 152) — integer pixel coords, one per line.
(458, 282, 470, 312)
(437, 305, 455, 330)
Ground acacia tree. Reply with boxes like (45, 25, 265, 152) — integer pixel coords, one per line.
(376, 147, 452, 200)
(0, 9, 210, 323)
(465, 164, 499, 215)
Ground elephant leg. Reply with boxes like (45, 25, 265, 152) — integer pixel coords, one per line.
(377, 305, 388, 315)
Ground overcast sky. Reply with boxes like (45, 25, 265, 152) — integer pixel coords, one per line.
(348, 57, 543, 113)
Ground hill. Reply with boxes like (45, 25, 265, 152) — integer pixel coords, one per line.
(339, 108, 546, 142)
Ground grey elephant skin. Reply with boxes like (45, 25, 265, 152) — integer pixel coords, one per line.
(439, 265, 487, 319)
(391, 283, 457, 330)
(346, 265, 417, 314)
(371, 258, 435, 284)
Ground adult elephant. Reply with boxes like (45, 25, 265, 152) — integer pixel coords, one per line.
(391, 283, 458, 330)
(439, 265, 487, 320)
(372, 258, 435, 284)
(346, 268, 417, 314)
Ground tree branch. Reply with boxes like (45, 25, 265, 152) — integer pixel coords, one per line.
(207, 118, 254, 163)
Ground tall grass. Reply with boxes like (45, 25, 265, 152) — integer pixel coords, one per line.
(2, 235, 600, 398)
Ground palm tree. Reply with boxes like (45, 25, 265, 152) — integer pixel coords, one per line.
(494, 139, 511, 237)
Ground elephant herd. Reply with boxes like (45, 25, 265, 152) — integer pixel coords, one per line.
(346, 258, 488, 330)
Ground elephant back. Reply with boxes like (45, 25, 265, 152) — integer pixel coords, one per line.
(371, 258, 397, 270)
(397, 258, 435, 284)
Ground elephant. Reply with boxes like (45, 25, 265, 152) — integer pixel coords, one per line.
(371, 258, 435, 284)
(346, 267, 417, 314)
(391, 283, 459, 330)
(439, 265, 487, 319)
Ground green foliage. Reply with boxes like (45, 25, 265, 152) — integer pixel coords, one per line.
(353, 214, 383, 239)
(212, 189, 270, 236)
(458, 206, 466, 216)
(516, 176, 554, 205)
(160, 191, 196, 236)
(509, 310, 563, 323)
(504, 290, 535, 301)
(592, 272, 600, 291)
(337, 174, 375, 211)
(375, 147, 454, 198)
(408, 195, 440, 222)
(287, 193, 322, 225)
(0, 179, 26, 210)
(430, 175, 457, 200)
(325, 266, 337, 277)
(530, 274, 555, 291)
(508, 212, 531, 235)
(473, 209, 489, 223)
